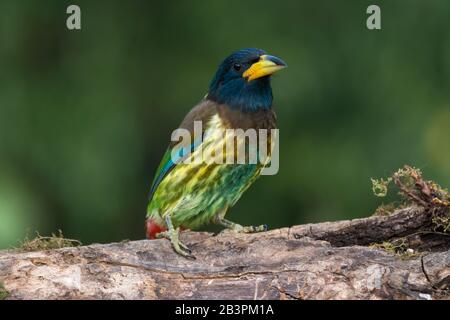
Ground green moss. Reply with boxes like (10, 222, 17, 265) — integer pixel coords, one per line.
(371, 238, 421, 260)
(371, 177, 392, 197)
(432, 211, 450, 233)
(371, 166, 449, 256)
(371, 165, 450, 233)
(372, 166, 422, 199)
(373, 203, 404, 216)
(0, 282, 9, 300)
(18, 230, 82, 252)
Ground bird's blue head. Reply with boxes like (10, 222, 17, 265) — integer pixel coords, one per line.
(207, 48, 287, 112)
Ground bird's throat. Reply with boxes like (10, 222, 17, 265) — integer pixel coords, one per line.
(208, 77, 273, 112)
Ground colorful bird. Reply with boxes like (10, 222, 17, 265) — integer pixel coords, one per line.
(146, 48, 287, 258)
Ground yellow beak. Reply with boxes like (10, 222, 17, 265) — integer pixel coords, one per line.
(243, 54, 287, 81)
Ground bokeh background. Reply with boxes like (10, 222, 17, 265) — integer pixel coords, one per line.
(1, 0, 449, 248)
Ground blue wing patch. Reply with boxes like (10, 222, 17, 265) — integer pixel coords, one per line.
(148, 138, 202, 202)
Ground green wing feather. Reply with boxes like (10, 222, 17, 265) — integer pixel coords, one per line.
(148, 148, 172, 202)
(146, 101, 266, 229)
(147, 101, 214, 204)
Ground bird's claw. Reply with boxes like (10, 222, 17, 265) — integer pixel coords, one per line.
(216, 217, 268, 234)
(173, 241, 195, 259)
(157, 228, 195, 259)
(178, 241, 193, 254)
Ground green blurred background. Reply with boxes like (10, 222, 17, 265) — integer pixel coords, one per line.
(0, 0, 449, 248)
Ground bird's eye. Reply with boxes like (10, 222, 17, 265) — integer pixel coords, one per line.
(233, 63, 242, 71)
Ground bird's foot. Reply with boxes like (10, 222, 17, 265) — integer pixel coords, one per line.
(157, 216, 196, 259)
(157, 228, 195, 259)
(216, 217, 268, 233)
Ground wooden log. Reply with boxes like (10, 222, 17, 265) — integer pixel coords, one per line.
(0, 206, 449, 300)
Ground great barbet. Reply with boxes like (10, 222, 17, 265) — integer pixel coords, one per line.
(146, 48, 287, 258)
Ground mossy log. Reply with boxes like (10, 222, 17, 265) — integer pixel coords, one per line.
(0, 206, 449, 300)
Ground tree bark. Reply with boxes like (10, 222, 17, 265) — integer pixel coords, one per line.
(1, 206, 449, 300)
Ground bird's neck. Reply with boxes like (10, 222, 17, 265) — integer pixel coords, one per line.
(207, 77, 273, 113)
